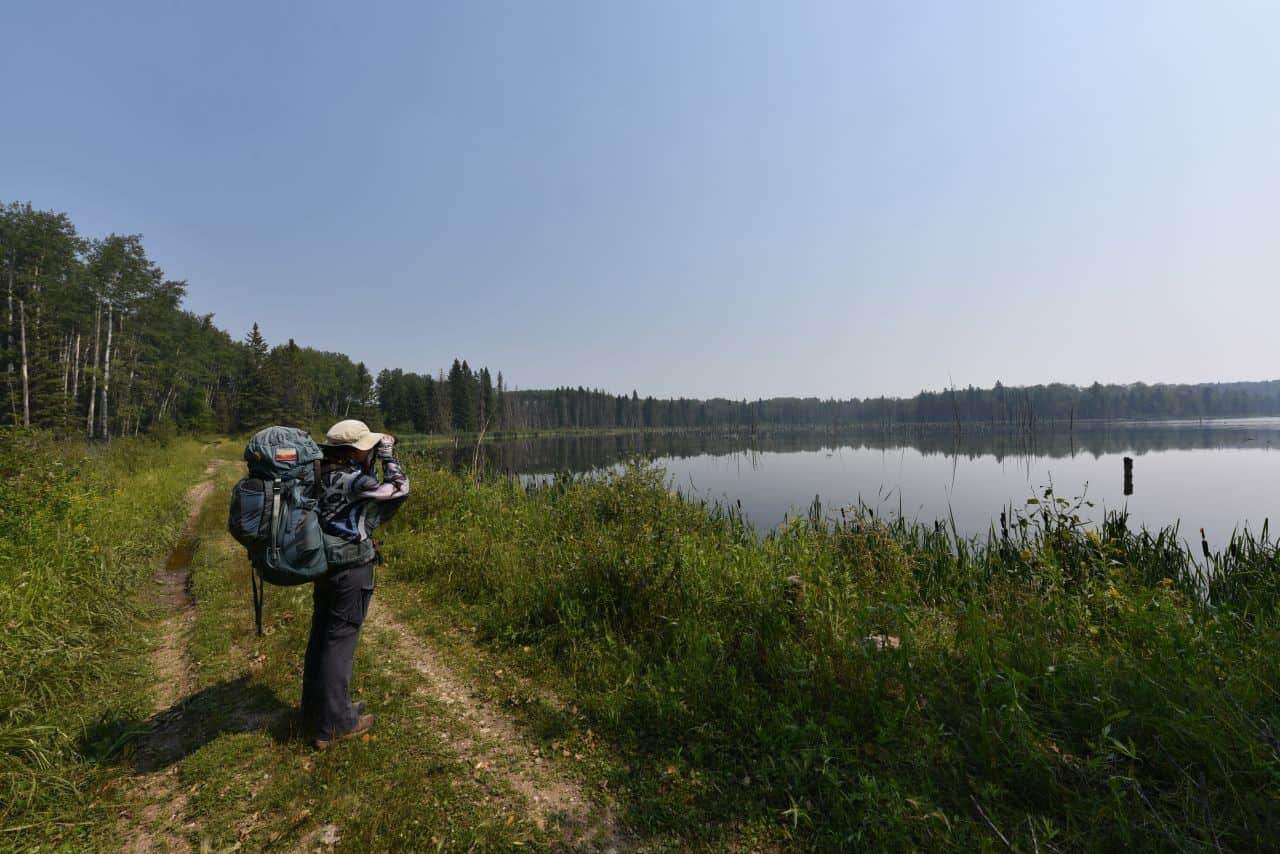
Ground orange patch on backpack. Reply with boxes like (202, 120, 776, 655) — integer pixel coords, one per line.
(275, 448, 298, 463)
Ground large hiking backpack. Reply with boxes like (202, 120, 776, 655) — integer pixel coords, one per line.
(229, 426, 329, 635)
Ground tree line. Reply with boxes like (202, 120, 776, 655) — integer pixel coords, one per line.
(0, 201, 492, 437)
(6, 199, 1278, 440)
(502, 380, 1280, 431)
(374, 361, 508, 434)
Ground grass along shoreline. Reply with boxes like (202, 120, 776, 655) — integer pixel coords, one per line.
(381, 463, 1280, 850)
(4, 431, 1277, 849)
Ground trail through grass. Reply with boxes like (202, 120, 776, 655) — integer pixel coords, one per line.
(101, 449, 634, 851)
(0, 433, 215, 845)
(120, 461, 226, 852)
(373, 598, 626, 848)
(13, 431, 1275, 850)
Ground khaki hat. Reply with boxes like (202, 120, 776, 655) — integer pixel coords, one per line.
(322, 419, 383, 451)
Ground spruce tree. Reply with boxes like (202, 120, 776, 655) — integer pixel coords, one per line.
(236, 323, 273, 430)
(448, 359, 472, 432)
(479, 367, 494, 429)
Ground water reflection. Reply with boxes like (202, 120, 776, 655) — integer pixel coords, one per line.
(424, 419, 1280, 474)
(412, 419, 1279, 546)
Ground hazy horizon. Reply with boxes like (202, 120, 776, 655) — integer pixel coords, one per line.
(4, 1, 1276, 400)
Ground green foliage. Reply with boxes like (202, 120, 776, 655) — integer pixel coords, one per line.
(449, 359, 476, 432)
(508, 379, 1280, 430)
(0, 429, 210, 835)
(0, 200, 491, 439)
(383, 463, 1280, 849)
(377, 360, 508, 434)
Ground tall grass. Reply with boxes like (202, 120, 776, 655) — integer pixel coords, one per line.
(384, 462, 1280, 849)
(0, 430, 211, 837)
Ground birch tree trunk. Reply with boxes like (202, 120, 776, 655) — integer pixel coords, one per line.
(86, 301, 101, 437)
(18, 299, 31, 427)
(158, 385, 173, 421)
(99, 302, 113, 441)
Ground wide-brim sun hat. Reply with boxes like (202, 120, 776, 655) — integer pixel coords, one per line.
(322, 419, 383, 451)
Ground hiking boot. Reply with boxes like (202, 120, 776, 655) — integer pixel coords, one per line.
(314, 714, 375, 751)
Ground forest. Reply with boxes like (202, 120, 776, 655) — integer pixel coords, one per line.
(490, 379, 1280, 432)
(0, 201, 502, 437)
(5, 200, 1279, 439)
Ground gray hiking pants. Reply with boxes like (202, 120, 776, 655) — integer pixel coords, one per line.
(301, 561, 374, 740)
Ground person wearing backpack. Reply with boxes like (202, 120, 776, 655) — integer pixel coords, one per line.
(302, 419, 410, 749)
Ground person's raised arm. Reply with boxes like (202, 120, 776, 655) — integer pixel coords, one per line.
(356, 435, 409, 501)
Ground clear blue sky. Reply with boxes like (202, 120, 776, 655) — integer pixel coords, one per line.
(3, 1, 1277, 399)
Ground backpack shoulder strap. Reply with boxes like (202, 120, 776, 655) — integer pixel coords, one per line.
(313, 460, 322, 499)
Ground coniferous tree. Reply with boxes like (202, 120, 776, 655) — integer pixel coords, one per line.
(495, 371, 507, 430)
(449, 359, 474, 431)
(479, 367, 494, 429)
(270, 338, 313, 425)
(236, 323, 274, 430)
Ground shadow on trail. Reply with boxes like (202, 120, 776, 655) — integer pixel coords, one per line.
(81, 675, 299, 773)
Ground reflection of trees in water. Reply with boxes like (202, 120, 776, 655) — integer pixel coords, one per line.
(429, 421, 1280, 475)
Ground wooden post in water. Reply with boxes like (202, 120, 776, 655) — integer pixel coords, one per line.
(1123, 456, 1134, 496)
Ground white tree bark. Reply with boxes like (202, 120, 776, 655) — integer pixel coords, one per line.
(99, 302, 113, 441)
(18, 298, 30, 427)
(86, 301, 101, 437)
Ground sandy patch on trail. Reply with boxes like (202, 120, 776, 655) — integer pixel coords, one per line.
(121, 462, 224, 853)
(372, 603, 629, 852)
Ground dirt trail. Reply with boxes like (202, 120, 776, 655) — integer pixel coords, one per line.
(122, 461, 224, 853)
(372, 603, 629, 852)
(118, 459, 629, 851)
(148, 465, 219, 709)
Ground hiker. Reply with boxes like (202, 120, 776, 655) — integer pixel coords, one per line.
(302, 419, 410, 749)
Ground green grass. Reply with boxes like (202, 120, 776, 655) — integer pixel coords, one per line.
(381, 461, 1280, 851)
(123, 473, 553, 850)
(7, 429, 1277, 850)
(0, 429, 215, 843)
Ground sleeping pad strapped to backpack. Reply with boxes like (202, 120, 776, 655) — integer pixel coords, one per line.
(229, 426, 328, 635)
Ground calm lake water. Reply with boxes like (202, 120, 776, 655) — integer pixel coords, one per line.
(424, 419, 1279, 548)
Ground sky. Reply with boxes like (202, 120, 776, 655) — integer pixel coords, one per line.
(2, 1, 1277, 400)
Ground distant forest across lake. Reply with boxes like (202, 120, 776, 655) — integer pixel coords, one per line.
(483, 380, 1280, 433)
(6, 199, 1279, 439)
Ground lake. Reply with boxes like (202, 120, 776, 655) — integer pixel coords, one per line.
(421, 418, 1280, 549)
